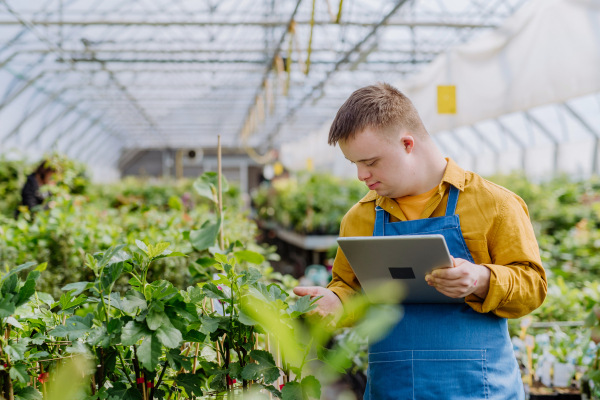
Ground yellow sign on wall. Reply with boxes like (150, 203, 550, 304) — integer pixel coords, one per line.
(306, 158, 314, 171)
(437, 85, 456, 114)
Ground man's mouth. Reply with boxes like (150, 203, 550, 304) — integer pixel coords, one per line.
(367, 182, 380, 190)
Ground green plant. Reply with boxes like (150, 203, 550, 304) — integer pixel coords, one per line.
(252, 173, 366, 235)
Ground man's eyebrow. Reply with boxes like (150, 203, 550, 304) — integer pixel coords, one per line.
(345, 156, 378, 163)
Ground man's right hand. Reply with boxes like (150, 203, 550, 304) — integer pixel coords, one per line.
(293, 286, 343, 330)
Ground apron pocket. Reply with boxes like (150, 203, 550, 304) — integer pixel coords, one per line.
(368, 350, 488, 400)
(413, 350, 488, 400)
(368, 350, 414, 400)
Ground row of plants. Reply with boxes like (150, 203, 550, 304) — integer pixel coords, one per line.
(251, 173, 366, 236)
(0, 165, 400, 399)
(489, 174, 600, 397)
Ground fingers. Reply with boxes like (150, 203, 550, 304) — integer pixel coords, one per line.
(293, 286, 323, 297)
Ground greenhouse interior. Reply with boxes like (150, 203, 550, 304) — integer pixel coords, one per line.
(1, 0, 600, 399)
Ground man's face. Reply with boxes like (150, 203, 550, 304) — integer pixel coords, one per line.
(339, 127, 417, 198)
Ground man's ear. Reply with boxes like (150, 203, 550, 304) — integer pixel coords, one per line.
(401, 135, 415, 153)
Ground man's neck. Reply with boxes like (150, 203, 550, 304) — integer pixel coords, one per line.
(411, 156, 448, 196)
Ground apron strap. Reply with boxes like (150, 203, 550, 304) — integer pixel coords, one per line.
(445, 185, 460, 216)
(373, 206, 386, 236)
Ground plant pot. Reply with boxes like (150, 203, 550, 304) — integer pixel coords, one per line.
(555, 387, 581, 400)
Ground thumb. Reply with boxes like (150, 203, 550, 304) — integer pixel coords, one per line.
(293, 286, 323, 297)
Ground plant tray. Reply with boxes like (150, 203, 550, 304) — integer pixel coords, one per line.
(274, 228, 339, 251)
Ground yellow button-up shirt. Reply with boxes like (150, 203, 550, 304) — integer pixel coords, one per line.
(327, 158, 547, 319)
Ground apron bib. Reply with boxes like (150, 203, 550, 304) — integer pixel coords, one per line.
(364, 186, 523, 400)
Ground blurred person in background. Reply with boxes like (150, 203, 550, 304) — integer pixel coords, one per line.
(15, 159, 56, 218)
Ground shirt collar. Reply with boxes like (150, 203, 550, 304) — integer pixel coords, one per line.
(358, 158, 465, 204)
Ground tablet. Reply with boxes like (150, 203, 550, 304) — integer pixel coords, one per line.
(337, 235, 462, 304)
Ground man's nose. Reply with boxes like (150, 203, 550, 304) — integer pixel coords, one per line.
(357, 165, 371, 182)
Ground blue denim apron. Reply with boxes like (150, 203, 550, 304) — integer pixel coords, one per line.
(364, 185, 523, 400)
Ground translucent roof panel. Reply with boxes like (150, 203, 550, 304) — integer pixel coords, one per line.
(0, 0, 529, 170)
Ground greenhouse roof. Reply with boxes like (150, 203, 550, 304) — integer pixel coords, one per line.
(0, 0, 528, 169)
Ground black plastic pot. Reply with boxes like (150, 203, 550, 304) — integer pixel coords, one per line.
(555, 390, 581, 400)
(530, 393, 558, 400)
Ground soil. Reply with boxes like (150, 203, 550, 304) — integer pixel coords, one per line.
(554, 387, 580, 394)
(530, 387, 556, 395)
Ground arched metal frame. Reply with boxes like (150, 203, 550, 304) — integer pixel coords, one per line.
(0, 0, 531, 174)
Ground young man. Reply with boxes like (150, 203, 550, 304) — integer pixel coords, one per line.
(293, 83, 546, 399)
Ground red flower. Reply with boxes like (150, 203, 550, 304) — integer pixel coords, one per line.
(227, 375, 237, 386)
(280, 384, 285, 390)
(38, 372, 49, 384)
(136, 377, 144, 384)
(146, 381, 154, 388)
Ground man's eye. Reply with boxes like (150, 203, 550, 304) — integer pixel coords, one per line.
(367, 161, 377, 167)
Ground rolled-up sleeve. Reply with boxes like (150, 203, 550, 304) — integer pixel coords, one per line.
(327, 215, 362, 305)
(465, 192, 547, 318)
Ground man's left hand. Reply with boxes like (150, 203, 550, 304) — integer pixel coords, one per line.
(425, 257, 491, 299)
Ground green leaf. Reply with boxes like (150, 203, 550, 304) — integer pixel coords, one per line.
(234, 250, 265, 265)
(200, 316, 219, 334)
(137, 334, 162, 371)
(228, 361, 243, 380)
(14, 386, 42, 400)
(60, 282, 92, 297)
(5, 342, 27, 361)
(121, 321, 151, 346)
(2, 262, 36, 284)
(202, 282, 225, 300)
(175, 373, 204, 396)
(193, 172, 228, 202)
(58, 292, 88, 312)
(135, 240, 149, 255)
(239, 268, 262, 286)
(121, 290, 148, 314)
(183, 330, 206, 343)
(209, 369, 228, 392)
(147, 242, 170, 259)
(301, 376, 321, 399)
(156, 322, 183, 349)
(259, 385, 282, 399)
(166, 349, 192, 371)
(195, 258, 217, 268)
(15, 279, 36, 307)
(190, 219, 221, 252)
(35, 262, 47, 272)
(87, 326, 110, 348)
(281, 382, 303, 400)
(6, 317, 22, 329)
(107, 383, 143, 400)
(146, 308, 169, 331)
(25, 270, 41, 282)
(287, 295, 317, 318)
(584, 310, 598, 327)
(242, 350, 280, 384)
(214, 253, 228, 264)
(238, 309, 259, 326)
(48, 315, 93, 340)
(317, 346, 352, 373)
(9, 363, 29, 383)
(0, 296, 15, 318)
(588, 368, 600, 384)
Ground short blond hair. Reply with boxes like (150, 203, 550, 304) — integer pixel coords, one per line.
(328, 82, 428, 145)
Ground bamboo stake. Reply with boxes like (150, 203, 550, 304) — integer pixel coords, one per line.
(217, 135, 224, 251)
(336, 0, 344, 23)
(306, 0, 317, 74)
(192, 343, 200, 374)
